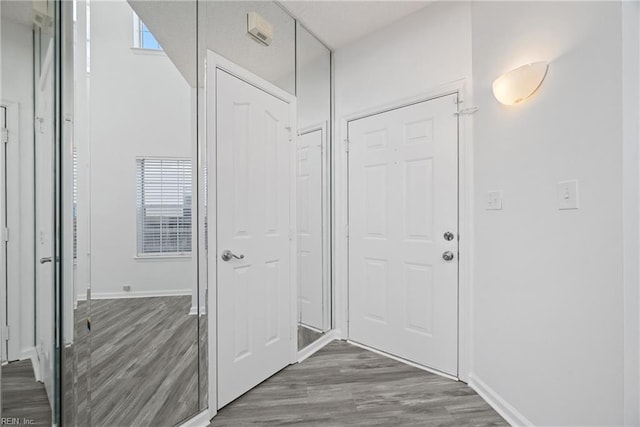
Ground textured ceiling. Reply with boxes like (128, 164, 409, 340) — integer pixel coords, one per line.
(279, 1, 432, 49)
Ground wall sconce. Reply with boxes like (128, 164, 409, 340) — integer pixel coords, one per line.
(492, 62, 549, 105)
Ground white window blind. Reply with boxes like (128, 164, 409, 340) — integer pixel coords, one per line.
(136, 158, 192, 256)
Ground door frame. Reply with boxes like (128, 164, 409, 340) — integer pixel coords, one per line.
(0, 101, 21, 362)
(298, 122, 331, 333)
(205, 51, 298, 418)
(335, 79, 474, 383)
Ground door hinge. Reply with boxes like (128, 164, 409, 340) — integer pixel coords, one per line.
(344, 139, 350, 153)
(2, 227, 9, 242)
(2, 325, 9, 341)
(345, 224, 349, 238)
(1, 128, 8, 144)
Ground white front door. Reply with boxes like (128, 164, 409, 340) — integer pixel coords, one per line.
(35, 42, 56, 400)
(216, 66, 293, 408)
(297, 128, 324, 331)
(348, 94, 459, 375)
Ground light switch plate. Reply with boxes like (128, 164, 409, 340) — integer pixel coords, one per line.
(557, 180, 579, 210)
(486, 190, 502, 210)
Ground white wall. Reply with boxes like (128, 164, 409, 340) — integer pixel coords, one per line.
(334, 2, 471, 117)
(335, 0, 638, 425)
(1, 17, 35, 359)
(622, 2, 640, 425)
(79, 0, 194, 298)
(471, 2, 625, 425)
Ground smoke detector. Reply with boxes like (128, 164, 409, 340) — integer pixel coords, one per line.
(247, 12, 273, 46)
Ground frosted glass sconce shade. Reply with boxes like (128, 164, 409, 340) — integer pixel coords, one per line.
(492, 61, 549, 105)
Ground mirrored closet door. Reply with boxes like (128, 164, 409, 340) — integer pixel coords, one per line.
(296, 22, 332, 351)
(68, 1, 204, 425)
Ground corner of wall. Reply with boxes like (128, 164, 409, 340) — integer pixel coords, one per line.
(468, 373, 532, 427)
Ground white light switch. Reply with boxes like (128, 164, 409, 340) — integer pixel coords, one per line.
(486, 190, 502, 210)
(557, 180, 579, 210)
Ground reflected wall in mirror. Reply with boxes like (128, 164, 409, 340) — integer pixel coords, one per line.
(205, 1, 296, 95)
(1, 0, 57, 424)
(71, 0, 201, 425)
(1, 0, 334, 423)
(295, 23, 332, 350)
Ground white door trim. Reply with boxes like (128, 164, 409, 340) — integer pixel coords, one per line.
(334, 78, 473, 382)
(298, 122, 331, 333)
(0, 100, 21, 362)
(205, 51, 298, 419)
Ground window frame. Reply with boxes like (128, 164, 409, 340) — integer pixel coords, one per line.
(135, 156, 193, 259)
(132, 13, 163, 52)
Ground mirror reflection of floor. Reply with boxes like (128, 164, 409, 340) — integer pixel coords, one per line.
(77, 295, 200, 426)
(298, 324, 324, 350)
(1, 359, 52, 425)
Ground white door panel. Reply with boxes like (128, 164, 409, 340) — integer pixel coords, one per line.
(1, 106, 6, 363)
(35, 42, 55, 401)
(216, 68, 292, 408)
(297, 129, 323, 330)
(348, 95, 458, 375)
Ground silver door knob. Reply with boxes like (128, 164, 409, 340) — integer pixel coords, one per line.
(443, 231, 455, 241)
(221, 250, 244, 262)
(40, 257, 52, 264)
(442, 251, 454, 261)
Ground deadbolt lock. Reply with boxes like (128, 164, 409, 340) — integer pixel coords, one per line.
(444, 231, 455, 241)
(442, 251, 455, 261)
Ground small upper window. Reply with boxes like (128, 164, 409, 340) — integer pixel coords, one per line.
(133, 14, 162, 51)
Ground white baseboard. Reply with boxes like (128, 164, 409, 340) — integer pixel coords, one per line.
(178, 409, 210, 427)
(188, 306, 206, 316)
(299, 323, 324, 334)
(468, 373, 532, 427)
(19, 347, 42, 382)
(297, 330, 339, 363)
(77, 289, 192, 301)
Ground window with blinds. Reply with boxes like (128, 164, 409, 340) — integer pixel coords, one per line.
(136, 158, 192, 256)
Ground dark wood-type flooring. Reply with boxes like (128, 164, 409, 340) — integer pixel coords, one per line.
(2, 359, 52, 425)
(88, 296, 200, 427)
(209, 341, 507, 426)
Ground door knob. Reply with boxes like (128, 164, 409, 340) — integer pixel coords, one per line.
(221, 250, 244, 262)
(442, 251, 455, 261)
(443, 231, 455, 241)
(40, 257, 52, 264)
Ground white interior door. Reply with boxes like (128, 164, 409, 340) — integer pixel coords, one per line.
(216, 66, 293, 408)
(348, 94, 459, 375)
(297, 128, 324, 331)
(35, 42, 55, 401)
(1, 105, 7, 364)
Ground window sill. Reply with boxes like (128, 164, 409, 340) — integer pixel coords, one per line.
(135, 255, 192, 261)
(131, 47, 165, 56)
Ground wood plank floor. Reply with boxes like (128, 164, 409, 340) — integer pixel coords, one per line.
(86, 296, 200, 427)
(209, 341, 507, 426)
(2, 359, 52, 425)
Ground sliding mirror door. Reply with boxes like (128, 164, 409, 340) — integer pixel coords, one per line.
(296, 23, 332, 350)
(0, 1, 60, 424)
(72, 1, 202, 425)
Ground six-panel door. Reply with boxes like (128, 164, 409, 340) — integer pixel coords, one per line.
(348, 95, 459, 375)
(216, 68, 292, 408)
